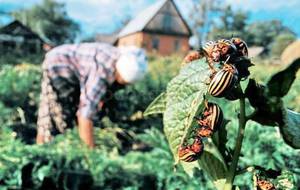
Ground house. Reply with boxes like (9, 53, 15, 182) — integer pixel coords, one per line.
(0, 20, 45, 54)
(95, 32, 118, 45)
(116, 0, 192, 55)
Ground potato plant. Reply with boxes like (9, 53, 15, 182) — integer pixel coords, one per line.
(144, 39, 300, 189)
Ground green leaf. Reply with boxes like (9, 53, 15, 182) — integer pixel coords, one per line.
(163, 58, 211, 162)
(198, 140, 227, 189)
(245, 79, 284, 126)
(180, 140, 227, 190)
(162, 59, 227, 189)
(279, 109, 300, 149)
(266, 58, 300, 97)
(36, 165, 52, 181)
(143, 92, 167, 116)
(274, 170, 296, 190)
(245, 59, 300, 149)
(212, 120, 230, 163)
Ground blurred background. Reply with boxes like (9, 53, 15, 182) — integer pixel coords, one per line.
(0, 0, 299, 189)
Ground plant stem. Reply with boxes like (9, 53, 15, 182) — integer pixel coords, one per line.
(223, 97, 247, 190)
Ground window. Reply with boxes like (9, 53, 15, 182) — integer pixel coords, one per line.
(152, 37, 159, 50)
(174, 39, 180, 51)
(163, 14, 172, 31)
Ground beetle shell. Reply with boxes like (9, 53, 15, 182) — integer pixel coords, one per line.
(208, 64, 238, 97)
(178, 146, 198, 162)
(197, 126, 213, 137)
(206, 103, 223, 131)
(190, 138, 204, 154)
(196, 102, 224, 134)
(178, 138, 204, 162)
(257, 179, 275, 190)
(231, 37, 248, 57)
(212, 39, 237, 63)
(200, 40, 215, 57)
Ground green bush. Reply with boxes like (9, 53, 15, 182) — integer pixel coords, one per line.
(0, 55, 299, 189)
(0, 64, 41, 126)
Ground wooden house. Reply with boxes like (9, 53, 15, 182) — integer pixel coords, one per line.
(0, 20, 45, 54)
(116, 0, 192, 55)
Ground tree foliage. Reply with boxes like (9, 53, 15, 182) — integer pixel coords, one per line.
(271, 33, 296, 57)
(12, 0, 80, 45)
(208, 5, 248, 40)
(188, 0, 222, 47)
(246, 20, 296, 48)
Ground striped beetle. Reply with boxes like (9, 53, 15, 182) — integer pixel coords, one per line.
(199, 41, 217, 73)
(208, 64, 238, 97)
(195, 102, 224, 137)
(231, 37, 248, 57)
(178, 138, 204, 162)
(212, 39, 237, 63)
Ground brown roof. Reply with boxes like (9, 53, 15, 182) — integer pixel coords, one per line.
(118, 0, 192, 38)
(0, 20, 44, 42)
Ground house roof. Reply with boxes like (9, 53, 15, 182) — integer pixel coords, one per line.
(95, 33, 118, 45)
(0, 20, 44, 42)
(118, 0, 192, 38)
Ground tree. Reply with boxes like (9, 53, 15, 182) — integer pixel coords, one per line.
(270, 33, 296, 57)
(188, 0, 223, 48)
(207, 5, 248, 40)
(246, 20, 295, 48)
(12, 0, 80, 45)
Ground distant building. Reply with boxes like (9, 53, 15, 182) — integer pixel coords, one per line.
(95, 32, 118, 45)
(248, 46, 264, 58)
(116, 0, 192, 55)
(0, 20, 46, 54)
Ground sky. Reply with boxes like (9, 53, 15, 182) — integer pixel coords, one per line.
(0, 0, 300, 40)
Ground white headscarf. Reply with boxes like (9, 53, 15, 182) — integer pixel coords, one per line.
(116, 46, 148, 84)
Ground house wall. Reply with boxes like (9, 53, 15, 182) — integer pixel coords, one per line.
(142, 33, 189, 55)
(117, 32, 143, 47)
(117, 32, 190, 56)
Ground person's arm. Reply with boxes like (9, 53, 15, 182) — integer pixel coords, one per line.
(36, 132, 45, 145)
(77, 64, 108, 148)
(77, 115, 95, 148)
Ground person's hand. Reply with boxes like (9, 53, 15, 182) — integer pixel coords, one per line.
(98, 100, 105, 110)
(77, 115, 95, 149)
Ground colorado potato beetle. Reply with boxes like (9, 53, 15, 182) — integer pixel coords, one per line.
(255, 175, 276, 190)
(178, 146, 198, 162)
(196, 126, 213, 137)
(199, 41, 217, 73)
(257, 180, 276, 190)
(178, 138, 204, 162)
(195, 102, 224, 136)
(212, 39, 237, 63)
(231, 37, 248, 57)
(200, 40, 215, 57)
(190, 137, 204, 154)
(208, 64, 238, 97)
